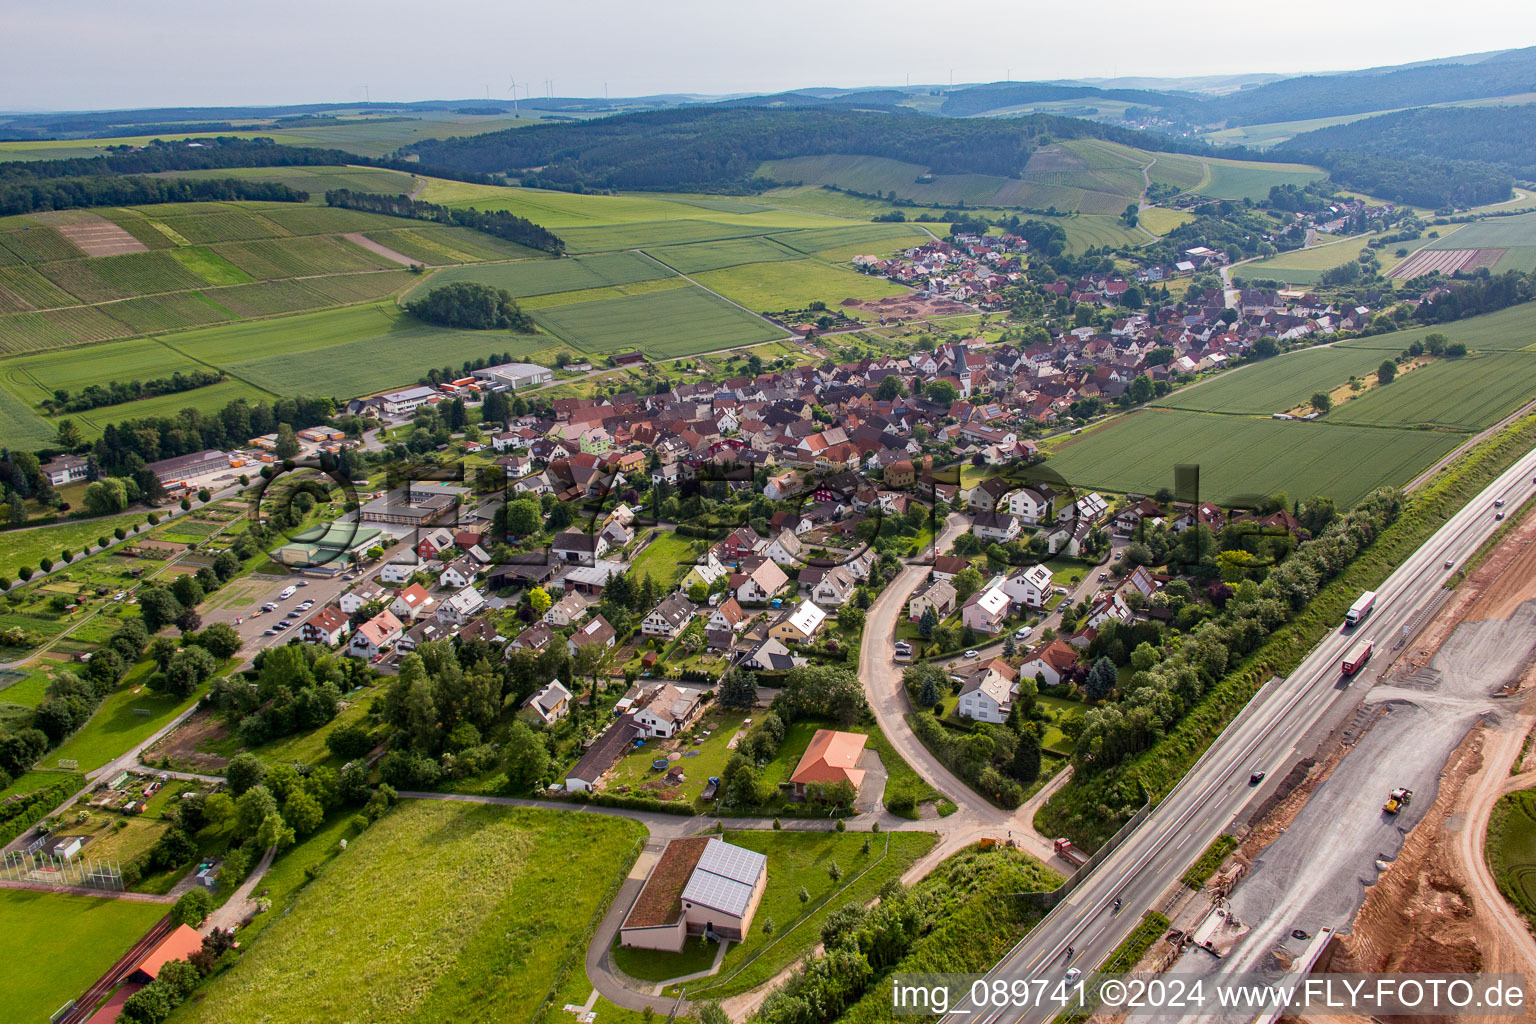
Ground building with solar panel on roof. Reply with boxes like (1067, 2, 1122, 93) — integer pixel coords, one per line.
(618, 836, 768, 951)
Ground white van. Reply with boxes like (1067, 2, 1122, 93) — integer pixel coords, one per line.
(279, 586, 297, 600)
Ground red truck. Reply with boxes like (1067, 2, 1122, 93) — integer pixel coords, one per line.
(1341, 638, 1373, 676)
(1054, 837, 1089, 867)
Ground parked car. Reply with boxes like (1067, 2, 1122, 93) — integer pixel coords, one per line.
(964, 649, 979, 659)
(296, 580, 309, 587)
(264, 628, 277, 636)
(1014, 626, 1032, 640)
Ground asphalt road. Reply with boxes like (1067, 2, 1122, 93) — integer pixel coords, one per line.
(944, 442, 1536, 1024)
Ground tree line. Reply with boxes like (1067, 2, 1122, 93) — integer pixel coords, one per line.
(324, 188, 565, 254)
(0, 176, 307, 217)
(89, 395, 333, 478)
(42, 369, 225, 414)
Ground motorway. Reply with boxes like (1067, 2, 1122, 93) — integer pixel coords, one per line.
(946, 441, 1536, 1024)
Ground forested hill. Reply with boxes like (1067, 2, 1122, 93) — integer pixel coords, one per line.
(1279, 105, 1536, 182)
(938, 82, 1199, 118)
(404, 106, 1218, 191)
(1200, 47, 1536, 126)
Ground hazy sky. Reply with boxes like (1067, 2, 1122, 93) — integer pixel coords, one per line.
(5, 0, 1536, 111)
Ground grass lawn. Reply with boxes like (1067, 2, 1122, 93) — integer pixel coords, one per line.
(194, 692, 379, 771)
(56, 813, 169, 868)
(624, 529, 702, 590)
(1033, 694, 1084, 756)
(679, 829, 937, 999)
(604, 708, 748, 804)
(612, 933, 718, 983)
(49, 665, 206, 773)
(181, 801, 645, 1024)
(0, 888, 165, 1024)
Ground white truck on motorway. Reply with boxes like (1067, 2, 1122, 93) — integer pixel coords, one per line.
(1345, 590, 1375, 626)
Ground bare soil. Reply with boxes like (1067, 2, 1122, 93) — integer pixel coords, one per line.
(51, 217, 149, 257)
(840, 294, 972, 321)
(145, 706, 231, 773)
(344, 232, 417, 267)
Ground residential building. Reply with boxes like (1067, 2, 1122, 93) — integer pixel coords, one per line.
(800, 566, 856, 607)
(1002, 563, 1054, 609)
(957, 661, 1016, 723)
(971, 511, 1021, 543)
(508, 622, 554, 654)
(1018, 638, 1080, 687)
(788, 729, 867, 797)
(349, 610, 403, 658)
(960, 578, 1010, 634)
(522, 679, 573, 725)
(734, 560, 788, 604)
(642, 592, 696, 639)
(389, 583, 437, 622)
(435, 585, 487, 626)
(740, 637, 797, 672)
(41, 455, 88, 486)
(299, 605, 351, 646)
(769, 600, 826, 645)
(708, 597, 747, 633)
(763, 530, 802, 567)
(680, 553, 729, 592)
(552, 531, 608, 567)
(379, 559, 422, 585)
(416, 528, 457, 560)
(632, 683, 706, 737)
(567, 615, 617, 657)
(543, 591, 588, 627)
(908, 578, 956, 622)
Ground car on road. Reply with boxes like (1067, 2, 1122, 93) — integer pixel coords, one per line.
(1497, 512, 1506, 520)
(964, 650, 979, 659)
(1445, 559, 1455, 570)
(1098, 572, 1108, 581)
(1249, 770, 1266, 785)
(1495, 498, 1506, 507)
(1065, 968, 1082, 987)
(1113, 550, 1123, 560)
(279, 586, 296, 600)
(1014, 626, 1032, 641)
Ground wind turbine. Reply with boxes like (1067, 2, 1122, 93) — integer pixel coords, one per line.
(507, 76, 520, 113)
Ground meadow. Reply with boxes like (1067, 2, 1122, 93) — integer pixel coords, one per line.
(1043, 409, 1461, 506)
(1137, 207, 1196, 235)
(1237, 236, 1374, 285)
(0, 513, 148, 580)
(531, 285, 786, 357)
(0, 889, 166, 1024)
(1155, 346, 1390, 415)
(181, 801, 646, 1024)
(645, 235, 802, 274)
(48, 673, 206, 772)
(624, 529, 702, 589)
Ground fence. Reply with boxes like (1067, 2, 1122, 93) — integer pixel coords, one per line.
(1, 850, 124, 891)
(1021, 789, 1152, 911)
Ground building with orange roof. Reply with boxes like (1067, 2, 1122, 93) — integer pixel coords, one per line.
(129, 924, 204, 983)
(788, 729, 867, 797)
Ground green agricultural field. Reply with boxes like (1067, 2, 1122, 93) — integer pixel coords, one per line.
(532, 285, 785, 357)
(1144, 151, 1209, 192)
(0, 889, 166, 1024)
(1156, 346, 1395, 415)
(1425, 212, 1536, 273)
(404, 250, 668, 300)
(753, 185, 908, 219)
(558, 219, 773, 254)
(0, 386, 54, 446)
(1329, 351, 1536, 431)
(0, 263, 80, 309)
(692, 259, 908, 313)
(0, 514, 144, 580)
(771, 222, 929, 255)
(62, 378, 272, 438)
(1237, 236, 1374, 285)
(1043, 409, 1461, 506)
(517, 278, 687, 310)
(1193, 158, 1327, 201)
(1057, 215, 1149, 254)
(182, 801, 645, 1024)
(645, 236, 802, 274)
(683, 830, 937, 999)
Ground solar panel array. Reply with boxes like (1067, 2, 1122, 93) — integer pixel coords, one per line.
(681, 838, 767, 917)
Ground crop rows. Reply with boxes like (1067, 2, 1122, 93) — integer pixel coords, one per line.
(211, 235, 397, 279)
(0, 265, 76, 311)
(37, 250, 209, 303)
(644, 236, 799, 275)
(531, 284, 783, 356)
(770, 222, 926, 255)
(0, 227, 87, 264)
(154, 210, 290, 243)
(362, 229, 468, 266)
(256, 205, 399, 237)
(103, 292, 239, 334)
(0, 306, 131, 354)
(94, 210, 178, 250)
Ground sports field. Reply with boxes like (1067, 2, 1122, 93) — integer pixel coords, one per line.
(532, 285, 785, 357)
(181, 801, 645, 1024)
(1044, 409, 1460, 506)
(0, 889, 165, 1024)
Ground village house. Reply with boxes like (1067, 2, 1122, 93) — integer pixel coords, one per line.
(957, 659, 1018, 724)
(740, 637, 798, 672)
(552, 530, 609, 566)
(642, 592, 696, 639)
(960, 578, 1011, 634)
(543, 591, 588, 628)
(632, 682, 706, 738)
(769, 600, 827, 645)
(389, 583, 437, 622)
(1001, 563, 1054, 610)
(734, 560, 789, 604)
(1018, 638, 1080, 688)
(799, 565, 856, 607)
(619, 836, 768, 951)
(907, 578, 957, 622)
(299, 605, 351, 646)
(435, 585, 487, 626)
(567, 615, 617, 657)
(680, 552, 729, 592)
(348, 610, 403, 659)
(971, 511, 1022, 543)
(708, 597, 747, 633)
(379, 559, 422, 585)
(788, 729, 867, 798)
